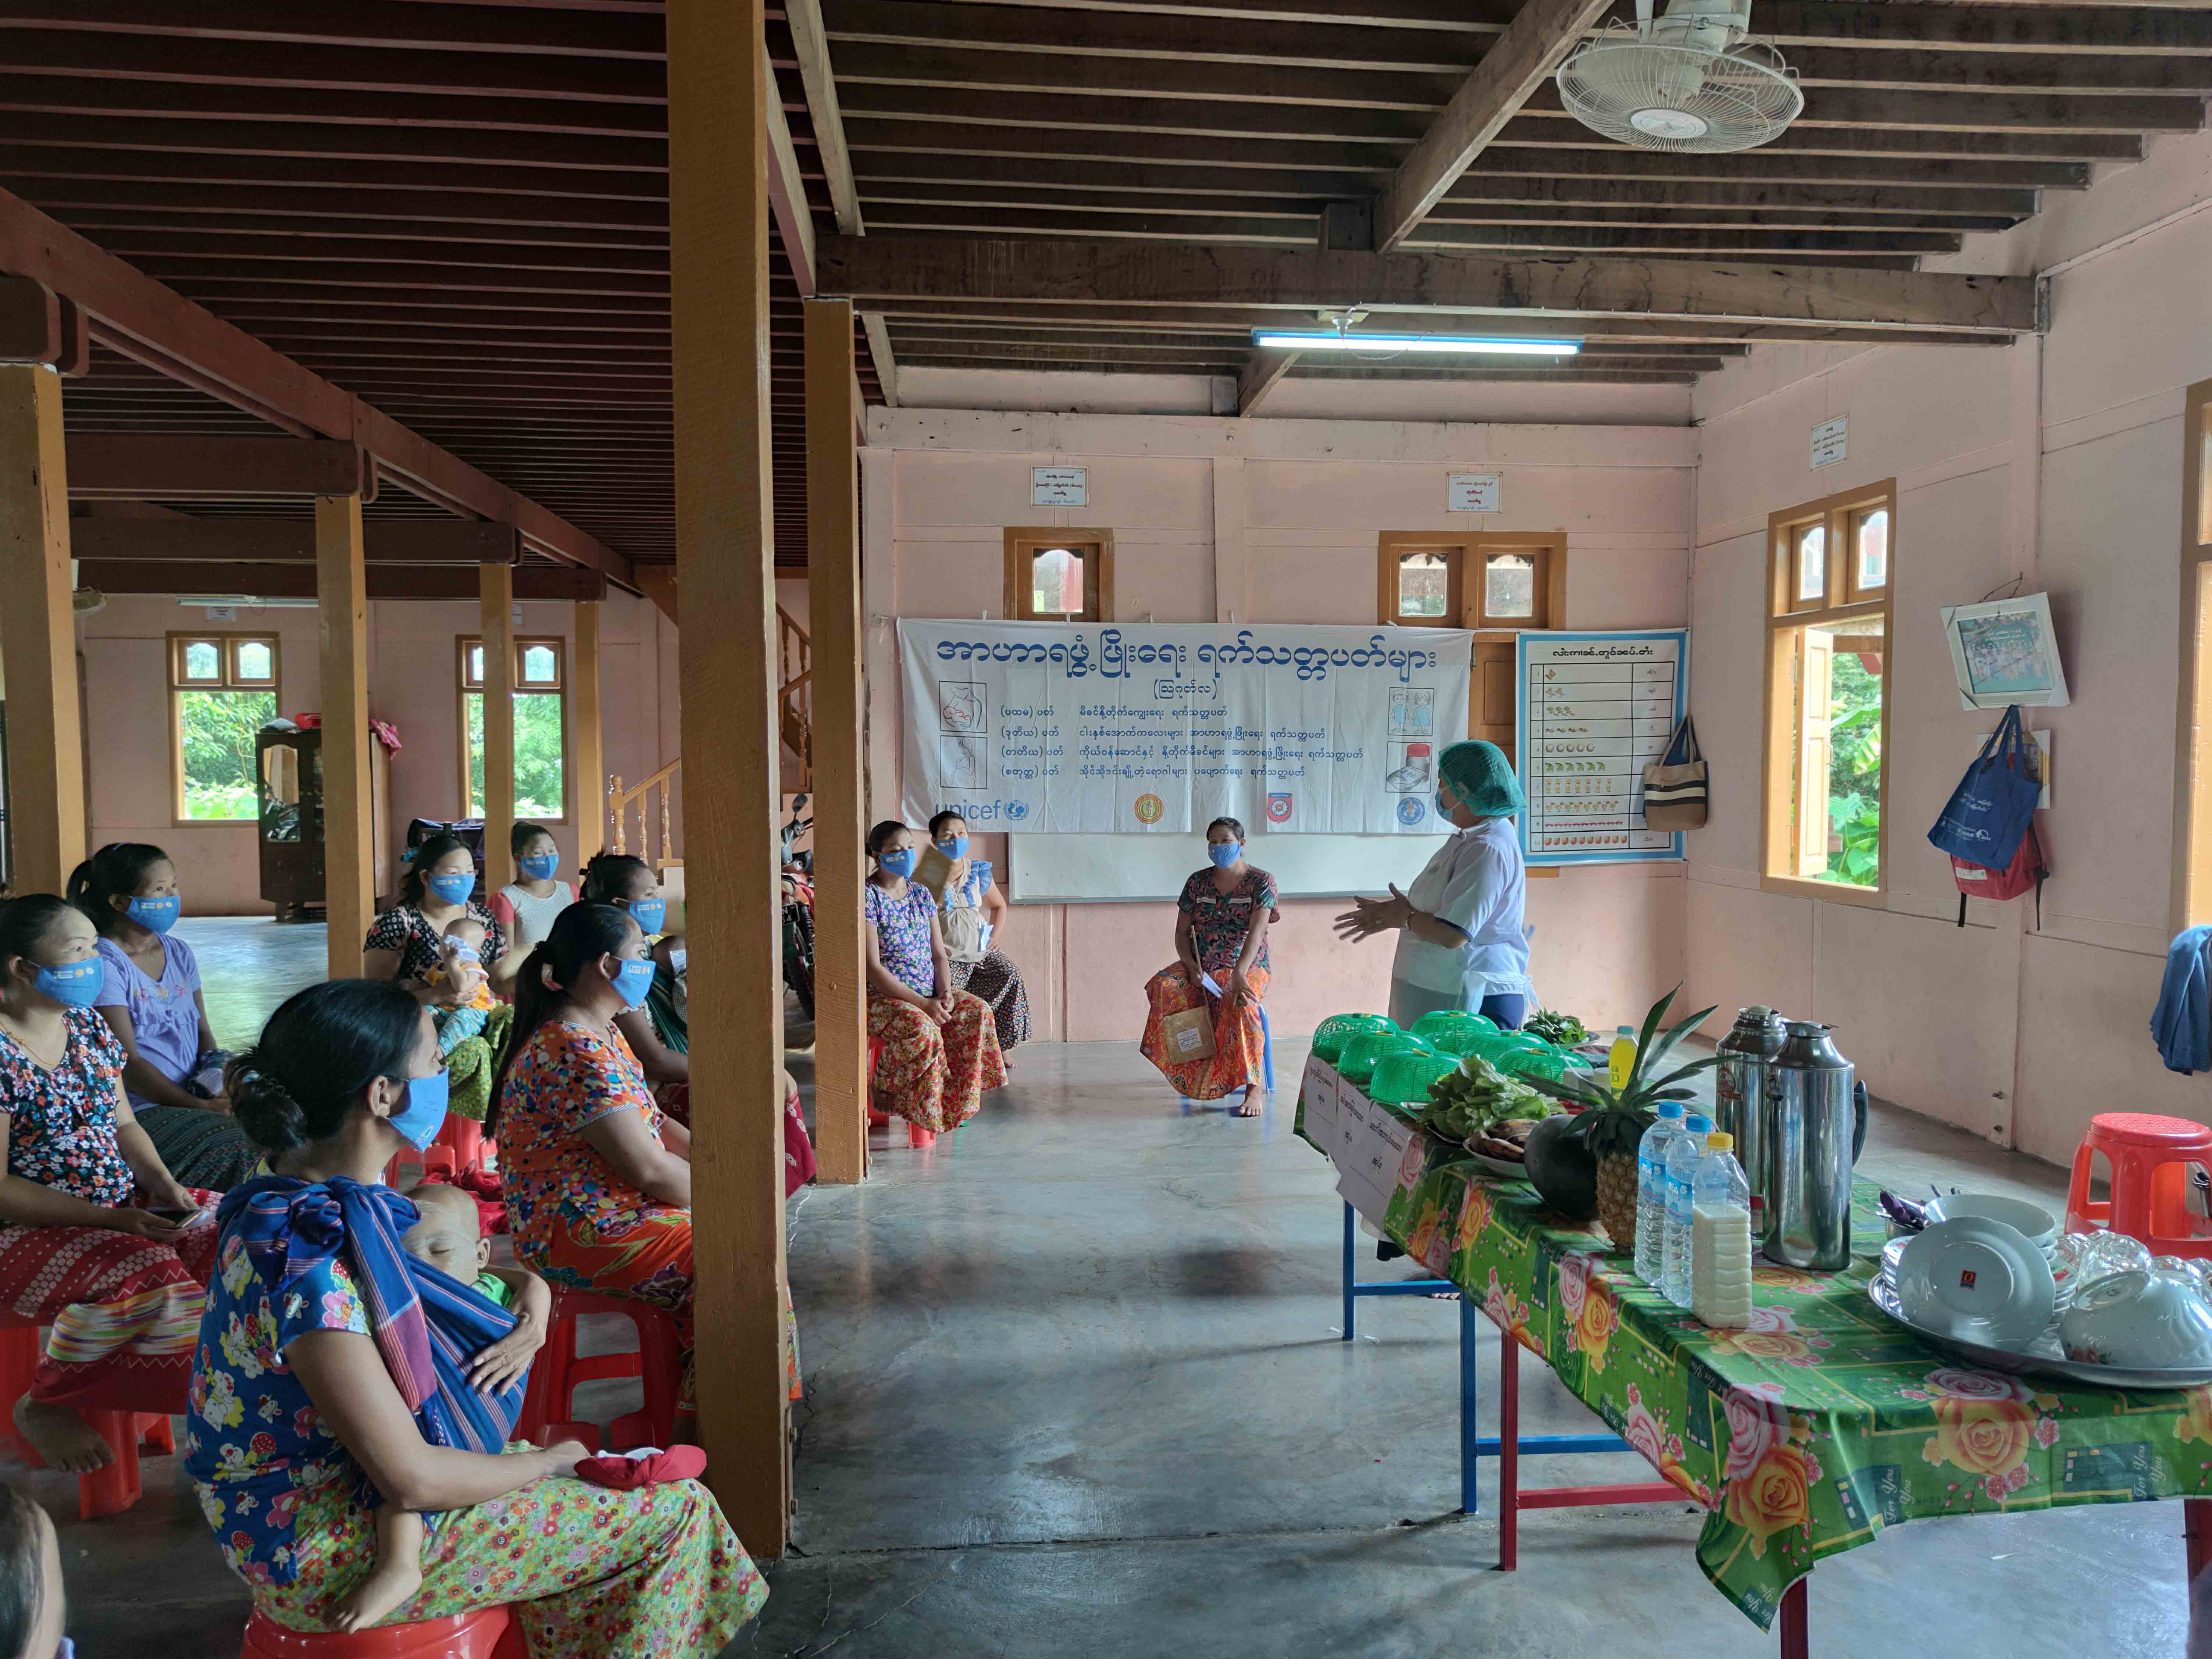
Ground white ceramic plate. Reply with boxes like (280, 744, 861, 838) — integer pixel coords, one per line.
(1897, 1217, 2058, 1349)
(1460, 1144, 1533, 1181)
(1926, 1193, 2059, 1250)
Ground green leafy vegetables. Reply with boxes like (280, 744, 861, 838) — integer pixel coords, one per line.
(1523, 1008, 1590, 1048)
(1421, 1056, 1555, 1143)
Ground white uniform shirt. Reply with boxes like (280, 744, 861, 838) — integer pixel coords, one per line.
(1389, 817, 1533, 1006)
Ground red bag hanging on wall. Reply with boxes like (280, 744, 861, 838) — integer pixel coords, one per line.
(1950, 820, 2048, 927)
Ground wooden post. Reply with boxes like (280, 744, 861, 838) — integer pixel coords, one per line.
(479, 560, 515, 884)
(315, 494, 372, 978)
(573, 599, 604, 863)
(667, 0, 791, 1552)
(0, 365, 85, 896)
(806, 299, 867, 1185)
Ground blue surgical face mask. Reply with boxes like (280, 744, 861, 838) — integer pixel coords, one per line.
(126, 893, 181, 935)
(425, 870, 474, 907)
(1208, 841, 1242, 869)
(936, 835, 969, 861)
(518, 851, 559, 881)
(877, 848, 917, 879)
(33, 957, 103, 1009)
(623, 895, 666, 935)
(611, 956, 656, 1009)
(386, 1070, 450, 1152)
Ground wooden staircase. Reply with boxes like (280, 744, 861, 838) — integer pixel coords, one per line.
(605, 606, 813, 872)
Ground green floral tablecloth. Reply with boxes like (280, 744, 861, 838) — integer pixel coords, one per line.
(1298, 1109, 2212, 1630)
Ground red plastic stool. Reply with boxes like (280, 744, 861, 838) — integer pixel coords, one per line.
(445, 1118, 487, 1173)
(2065, 1112, 2212, 1257)
(0, 1321, 174, 1519)
(385, 1145, 458, 1190)
(240, 1605, 525, 1658)
(517, 1288, 682, 1452)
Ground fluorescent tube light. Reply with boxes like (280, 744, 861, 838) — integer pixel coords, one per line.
(1252, 330, 1580, 356)
(175, 595, 321, 609)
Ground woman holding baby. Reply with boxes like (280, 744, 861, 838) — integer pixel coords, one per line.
(362, 833, 512, 1003)
(186, 975, 767, 1653)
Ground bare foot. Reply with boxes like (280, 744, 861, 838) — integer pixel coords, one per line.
(12, 1397, 115, 1475)
(331, 1555, 422, 1635)
(1233, 1086, 1263, 1118)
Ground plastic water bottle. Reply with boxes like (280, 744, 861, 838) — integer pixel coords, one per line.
(1608, 1025, 1638, 1090)
(1690, 1131, 1755, 1330)
(1662, 1112, 1712, 1307)
(1634, 1102, 1686, 1286)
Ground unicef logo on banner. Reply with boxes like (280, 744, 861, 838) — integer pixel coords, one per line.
(1266, 793, 1293, 824)
(1396, 797, 1426, 827)
(1006, 800, 1029, 823)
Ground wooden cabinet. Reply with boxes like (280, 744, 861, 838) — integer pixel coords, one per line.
(257, 725, 392, 921)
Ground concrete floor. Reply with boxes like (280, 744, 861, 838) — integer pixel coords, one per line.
(33, 926, 2193, 1654)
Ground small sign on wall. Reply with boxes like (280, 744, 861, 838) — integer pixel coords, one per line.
(1448, 472, 1500, 512)
(1810, 415, 1848, 469)
(1031, 466, 1088, 506)
(204, 605, 239, 621)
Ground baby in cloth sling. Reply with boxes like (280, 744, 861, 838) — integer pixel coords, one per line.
(217, 1175, 548, 1634)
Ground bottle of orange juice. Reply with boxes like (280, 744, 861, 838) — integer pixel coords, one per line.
(1608, 1025, 1638, 1090)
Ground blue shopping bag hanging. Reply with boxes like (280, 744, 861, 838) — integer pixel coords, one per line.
(1928, 704, 2040, 868)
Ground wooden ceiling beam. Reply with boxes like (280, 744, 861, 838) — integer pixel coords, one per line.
(0, 6, 667, 60)
(64, 434, 370, 498)
(0, 74, 668, 135)
(0, 112, 666, 175)
(0, 150, 668, 204)
(76, 559, 607, 602)
(787, 0, 861, 233)
(816, 232, 2037, 333)
(6, 177, 669, 232)
(69, 515, 512, 563)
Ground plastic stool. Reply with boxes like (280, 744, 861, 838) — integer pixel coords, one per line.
(517, 1288, 682, 1451)
(240, 1605, 525, 1658)
(445, 1117, 487, 1173)
(385, 1145, 457, 1189)
(2065, 1112, 2212, 1257)
(0, 1320, 174, 1519)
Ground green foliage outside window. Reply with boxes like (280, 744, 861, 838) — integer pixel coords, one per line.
(179, 690, 275, 820)
(467, 692, 565, 819)
(1819, 651, 1884, 889)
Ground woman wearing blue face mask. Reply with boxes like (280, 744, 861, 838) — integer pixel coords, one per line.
(0, 895, 213, 1478)
(865, 821, 1004, 1136)
(1141, 818, 1278, 1115)
(195, 973, 768, 1649)
(579, 852, 667, 941)
(487, 821, 575, 964)
(364, 833, 510, 1005)
(924, 811, 1030, 1055)
(70, 842, 260, 1191)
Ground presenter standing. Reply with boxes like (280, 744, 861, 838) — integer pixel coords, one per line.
(1139, 818, 1276, 1116)
(1334, 740, 1534, 1030)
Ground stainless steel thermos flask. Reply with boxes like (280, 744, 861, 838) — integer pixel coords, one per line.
(1766, 1021, 1858, 1273)
(1713, 1007, 1789, 1251)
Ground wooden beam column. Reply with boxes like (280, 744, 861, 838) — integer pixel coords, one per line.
(479, 559, 515, 880)
(315, 493, 372, 979)
(805, 298, 867, 1186)
(573, 599, 605, 863)
(0, 364, 84, 895)
(666, 0, 791, 1551)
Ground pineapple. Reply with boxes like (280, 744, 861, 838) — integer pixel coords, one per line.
(1524, 987, 1726, 1257)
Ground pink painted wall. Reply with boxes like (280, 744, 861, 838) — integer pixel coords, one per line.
(861, 408, 1697, 1038)
(72, 589, 677, 915)
(1685, 126, 2212, 1166)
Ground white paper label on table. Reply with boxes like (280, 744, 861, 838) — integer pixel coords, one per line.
(1334, 1074, 1373, 1179)
(1299, 1056, 1340, 1149)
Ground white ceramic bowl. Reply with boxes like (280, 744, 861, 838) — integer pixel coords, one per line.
(2059, 1269, 2212, 1370)
(1897, 1217, 2058, 1350)
(1926, 1194, 2058, 1252)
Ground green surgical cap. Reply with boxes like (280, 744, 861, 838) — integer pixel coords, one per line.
(1438, 740, 1525, 817)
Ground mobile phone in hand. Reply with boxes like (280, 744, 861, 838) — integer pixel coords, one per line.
(147, 1205, 200, 1223)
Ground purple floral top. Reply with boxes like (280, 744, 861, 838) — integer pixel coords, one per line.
(866, 881, 938, 996)
(0, 1009, 133, 1205)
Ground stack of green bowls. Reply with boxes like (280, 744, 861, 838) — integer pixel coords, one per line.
(1410, 1010, 1500, 1056)
(1336, 1031, 1430, 1088)
(1367, 1050, 1464, 1107)
(1310, 1013, 1396, 1066)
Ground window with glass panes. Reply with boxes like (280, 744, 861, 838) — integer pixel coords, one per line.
(168, 633, 279, 822)
(2177, 379, 2212, 930)
(1376, 532, 1567, 766)
(1762, 482, 1896, 900)
(1003, 529, 1113, 622)
(458, 636, 567, 819)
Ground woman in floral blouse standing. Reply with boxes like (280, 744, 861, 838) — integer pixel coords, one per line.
(865, 821, 1005, 1136)
(0, 895, 215, 1474)
(1139, 818, 1277, 1114)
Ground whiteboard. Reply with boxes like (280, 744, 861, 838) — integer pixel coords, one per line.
(1006, 832, 1448, 903)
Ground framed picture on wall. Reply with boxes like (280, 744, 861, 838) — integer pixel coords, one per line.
(1939, 592, 2070, 710)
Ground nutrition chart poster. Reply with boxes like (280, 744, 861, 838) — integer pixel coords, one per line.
(1513, 630, 1689, 867)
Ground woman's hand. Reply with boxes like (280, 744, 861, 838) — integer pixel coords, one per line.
(1226, 966, 1255, 1007)
(196, 1093, 233, 1116)
(103, 1207, 193, 1242)
(927, 992, 957, 1024)
(536, 1438, 591, 1477)
(1334, 885, 1413, 943)
(465, 1312, 548, 1396)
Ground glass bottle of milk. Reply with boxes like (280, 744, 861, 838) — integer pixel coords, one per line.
(1690, 1131, 1754, 1331)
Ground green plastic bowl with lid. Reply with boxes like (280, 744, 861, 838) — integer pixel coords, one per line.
(1496, 1047, 1574, 1084)
(1410, 1010, 1499, 1052)
(1337, 1031, 1430, 1087)
(1367, 1050, 1464, 1106)
(1311, 1013, 1396, 1064)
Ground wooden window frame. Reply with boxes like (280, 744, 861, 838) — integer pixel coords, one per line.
(457, 634, 570, 823)
(1377, 531, 1567, 632)
(2173, 380, 2212, 931)
(165, 630, 282, 827)
(1003, 528, 1114, 622)
(1760, 479, 1897, 907)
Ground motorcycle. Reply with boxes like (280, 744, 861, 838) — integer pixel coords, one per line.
(781, 794, 816, 1020)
